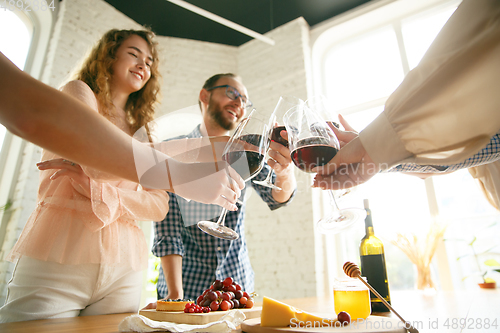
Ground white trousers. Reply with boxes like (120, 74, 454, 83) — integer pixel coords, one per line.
(0, 256, 142, 323)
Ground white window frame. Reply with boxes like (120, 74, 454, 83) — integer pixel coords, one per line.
(0, 3, 58, 304)
(0, 2, 57, 231)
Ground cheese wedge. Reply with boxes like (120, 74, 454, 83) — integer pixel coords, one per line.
(260, 296, 338, 327)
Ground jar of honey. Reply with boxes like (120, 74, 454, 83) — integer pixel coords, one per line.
(333, 277, 371, 320)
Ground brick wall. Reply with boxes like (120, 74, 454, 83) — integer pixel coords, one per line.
(0, 0, 320, 304)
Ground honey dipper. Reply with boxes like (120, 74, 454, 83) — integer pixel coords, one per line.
(343, 262, 419, 333)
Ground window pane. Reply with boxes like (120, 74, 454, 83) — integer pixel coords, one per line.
(0, 11, 32, 148)
(0, 11, 31, 70)
(324, 26, 404, 112)
(341, 105, 383, 130)
(432, 170, 500, 289)
(402, 6, 457, 69)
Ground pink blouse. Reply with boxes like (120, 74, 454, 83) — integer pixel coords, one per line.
(6, 81, 170, 271)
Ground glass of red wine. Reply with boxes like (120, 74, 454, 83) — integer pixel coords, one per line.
(197, 109, 269, 240)
(283, 105, 366, 234)
(306, 95, 355, 203)
(253, 95, 304, 190)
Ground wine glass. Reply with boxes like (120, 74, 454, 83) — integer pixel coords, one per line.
(253, 95, 304, 190)
(283, 105, 366, 235)
(197, 110, 269, 240)
(306, 95, 354, 203)
(305, 95, 339, 128)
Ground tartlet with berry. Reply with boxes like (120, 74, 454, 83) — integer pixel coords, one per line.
(156, 298, 194, 312)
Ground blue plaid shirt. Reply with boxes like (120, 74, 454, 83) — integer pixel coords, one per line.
(152, 125, 295, 300)
(388, 131, 500, 173)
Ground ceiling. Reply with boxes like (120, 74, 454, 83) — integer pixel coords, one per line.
(103, 0, 375, 46)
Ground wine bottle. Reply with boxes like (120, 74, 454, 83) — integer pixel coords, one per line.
(359, 199, 391, 312)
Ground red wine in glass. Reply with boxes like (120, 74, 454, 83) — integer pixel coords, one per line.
(222, 134, 265, 180)
(290, 137, 338, 173)
(223, 150, 265, 180)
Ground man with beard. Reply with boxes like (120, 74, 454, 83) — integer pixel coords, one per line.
(152, 74, 296, 300)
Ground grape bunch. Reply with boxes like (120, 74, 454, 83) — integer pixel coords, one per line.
(188, 277, 255, 313)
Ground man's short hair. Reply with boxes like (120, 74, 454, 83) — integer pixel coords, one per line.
(202, 73, 240, 90)
(199, 73, 242, 110)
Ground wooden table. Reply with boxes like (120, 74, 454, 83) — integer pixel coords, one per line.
(0, 289, 498, 333)
(0, 313, 132, 333)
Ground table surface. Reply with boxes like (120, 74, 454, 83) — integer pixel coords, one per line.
(0, 289, 498, 333)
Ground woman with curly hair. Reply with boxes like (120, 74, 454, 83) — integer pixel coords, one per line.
(0, 29, 204, 322)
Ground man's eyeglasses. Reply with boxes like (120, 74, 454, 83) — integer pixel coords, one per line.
(206, 85, 253, 109)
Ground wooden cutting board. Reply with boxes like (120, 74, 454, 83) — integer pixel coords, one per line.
(241, 316, 407, 333)
(139, 306, 261, 325)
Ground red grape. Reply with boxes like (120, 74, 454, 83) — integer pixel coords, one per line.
(210, 301, 219, 311)
(234, 284, 242, 291)
(239, 296, 247, 305)
(227, 284, 237, 293)
(234, 290, 243, 300)
(223, 277, 233, 287)
(337, 311, 351, 325)
(232, 299, 240, 308)
(245, 299, 254, 308)
(221, 292, 231, 301)
(220, 300, 231, 311)
(213, 280, 223, 290)
(196, 295, 203, 305)
(206, 291, 217, 301)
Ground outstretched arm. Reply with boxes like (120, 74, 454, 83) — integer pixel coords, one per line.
(0, 53, 244, 210)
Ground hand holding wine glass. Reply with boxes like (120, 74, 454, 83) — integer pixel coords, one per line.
(283, 105, 366, 234)
(307, 96, 358, 202)
(198, 109, 269, 240)
(253, 96, 304, 190)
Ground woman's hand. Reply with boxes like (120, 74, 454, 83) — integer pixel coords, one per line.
(312, 115, 379, 190)
(37, 158, 91, 197)
(328, 114, 358, 148)
(312, 137, 378, 190)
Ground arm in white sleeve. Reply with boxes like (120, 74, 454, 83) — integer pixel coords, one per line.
(360, 0, 500, 169)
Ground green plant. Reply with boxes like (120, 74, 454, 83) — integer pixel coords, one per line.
(147, 254, 161, 286)
(448, 222, 500, 284)
(0, 200, 12, 212)
(457, 236, 500, 283)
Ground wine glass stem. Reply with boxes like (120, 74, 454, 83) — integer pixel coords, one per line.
(216, 207, 229, 226)
(263, 168, 274, 183)
(328, 190, 340, 211)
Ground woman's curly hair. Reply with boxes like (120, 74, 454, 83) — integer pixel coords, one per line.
(73, 29, 161, 137)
